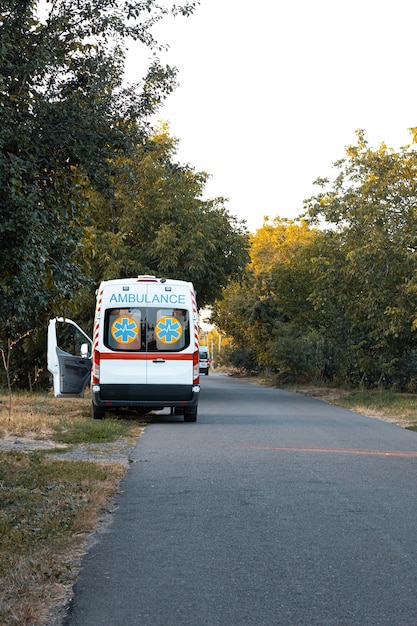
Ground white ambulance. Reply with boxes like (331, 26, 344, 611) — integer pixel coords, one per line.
(47, 275, 200, 421)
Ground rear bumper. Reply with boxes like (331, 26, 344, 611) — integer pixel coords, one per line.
(92, 383, 200, 410)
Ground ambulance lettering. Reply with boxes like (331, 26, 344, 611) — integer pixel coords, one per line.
(109, 293, 186, 305)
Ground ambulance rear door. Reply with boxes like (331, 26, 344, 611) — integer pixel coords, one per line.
(145, 281, 195, 386)
(98, 301, 147, 386)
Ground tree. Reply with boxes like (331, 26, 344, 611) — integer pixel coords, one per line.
(214, 217, 318, 373)
(216, 132, 417, 387)
(0, 0, 197, 340)
(86, 124, 250, 309)
(0, 0, 198, 388)
(304, 130, 417, 385)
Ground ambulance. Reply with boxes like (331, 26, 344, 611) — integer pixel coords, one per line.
(47, 276, 200, 421)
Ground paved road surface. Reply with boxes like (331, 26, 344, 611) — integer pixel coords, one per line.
(64, 374, 417, 625)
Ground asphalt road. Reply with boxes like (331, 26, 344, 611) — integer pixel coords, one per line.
(64, 374, 417, 625)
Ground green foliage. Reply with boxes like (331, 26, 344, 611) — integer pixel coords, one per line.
(0, 1, 194, 337)
(215, 135, 417, 388)
(303, 130, 417, 386)
(270, 327, 336, 382)
(227, 347, 258, 374)
(84, 124, 250, 308)
(0, 1, 251, 388)
(214, 217, 318, 372)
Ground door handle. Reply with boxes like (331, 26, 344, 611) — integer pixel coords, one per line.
(152, 358, 166, 363)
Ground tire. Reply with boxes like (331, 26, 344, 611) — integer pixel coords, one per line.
(135, 407, 152, 416)
(92, 404, 105, 420)
(184, 409, 197, 423)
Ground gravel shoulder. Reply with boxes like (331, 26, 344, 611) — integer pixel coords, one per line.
(0, 435, 139, 465)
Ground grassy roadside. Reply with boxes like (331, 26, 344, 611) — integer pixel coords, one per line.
(233, 372, 417, 431)
(288, 385, 417, 431)
(0, 392, 144, 626)
(2, 384, 417, 624)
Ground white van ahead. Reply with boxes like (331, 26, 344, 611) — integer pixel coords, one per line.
(47, 275, 200, 421)
(199, 346, 210, 375)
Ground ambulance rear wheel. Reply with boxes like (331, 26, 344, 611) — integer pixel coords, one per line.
(184, 410, 197, 423)
(92, 404, 105, 420)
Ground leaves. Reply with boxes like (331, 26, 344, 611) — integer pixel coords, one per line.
(88, 124, 250, 308)
(0, 0, 204, 387)
(216, 133, 417, 387)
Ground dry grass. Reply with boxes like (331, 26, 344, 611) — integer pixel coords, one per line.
(0, 393, 94, 441)
(0, 391, 144, 625)
(288, 386, 417, 430)
(239, 375, 417, 430)
(0, 392, 144, 446)
(0, 452, 126, 625)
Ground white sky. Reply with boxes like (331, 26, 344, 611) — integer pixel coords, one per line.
(125, 0, 417, 233)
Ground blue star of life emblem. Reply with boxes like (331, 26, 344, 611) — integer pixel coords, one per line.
(156, 316, 182, 344)
(112, 317, 139, 343)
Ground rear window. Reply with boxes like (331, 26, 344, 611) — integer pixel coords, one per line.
(104, 307, 190, 352)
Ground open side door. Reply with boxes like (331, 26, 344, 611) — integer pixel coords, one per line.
(47, 317, 92, 397)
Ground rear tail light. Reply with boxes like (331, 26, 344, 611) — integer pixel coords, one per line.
(193, 351, 199, 384)
(92, 350, 100, 384)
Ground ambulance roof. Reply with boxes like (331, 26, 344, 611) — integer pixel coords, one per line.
(100, 276, 194, 288)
